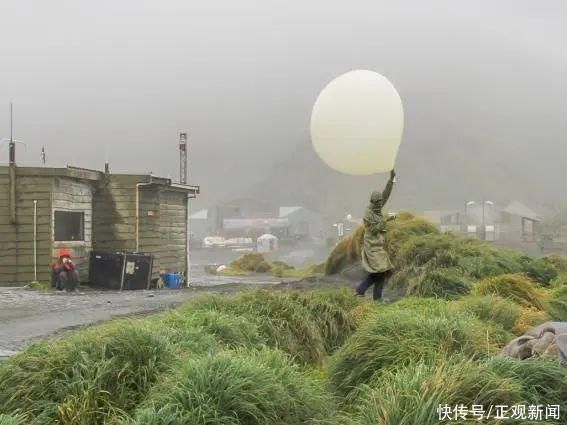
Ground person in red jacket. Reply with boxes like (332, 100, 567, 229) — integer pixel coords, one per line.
(52, 248, 79, 291)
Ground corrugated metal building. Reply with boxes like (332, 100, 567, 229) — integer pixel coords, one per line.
(0, 165, 199, 286)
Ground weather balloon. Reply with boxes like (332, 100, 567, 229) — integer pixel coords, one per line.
(310, 70, 404, 175)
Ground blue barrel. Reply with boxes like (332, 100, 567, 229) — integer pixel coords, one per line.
(161, 273, 181, 289)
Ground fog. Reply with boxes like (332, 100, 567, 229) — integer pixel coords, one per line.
(1, 0, 566, 219)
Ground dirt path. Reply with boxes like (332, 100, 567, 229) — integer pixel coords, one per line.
(0, 287, 186, 357)
(0, 275, 355, 359)
(0, 282, 270, 358)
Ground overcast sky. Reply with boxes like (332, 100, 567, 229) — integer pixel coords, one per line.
(1, 1, 566, 213)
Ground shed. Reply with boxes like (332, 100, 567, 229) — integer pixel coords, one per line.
(0, 166, 101, 284)
(0, 165, 199, 286)
(257, 233, 278, 253)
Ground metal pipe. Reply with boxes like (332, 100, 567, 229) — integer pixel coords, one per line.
(8, 103, 16, 224)
(135, 180, 153, 252)
(33, 200, 37, 281)
(9, 164, 16, 224)
(185, 193, 196, 287)
(482, 198, 486, 240)
(119, 253, 127, 291)
(186, 195, 190, 287)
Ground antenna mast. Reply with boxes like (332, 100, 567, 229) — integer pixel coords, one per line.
(179, 132, 187, 184)
(9, 103, 15, 165)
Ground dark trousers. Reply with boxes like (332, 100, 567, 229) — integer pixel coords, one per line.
(356, 272, 388, 300)
(56, 270, 80, 292)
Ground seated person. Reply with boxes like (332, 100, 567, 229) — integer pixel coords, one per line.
(52, 248, 79, 291)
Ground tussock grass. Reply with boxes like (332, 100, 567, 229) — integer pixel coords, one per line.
(295, 293, 357, 353)
(327, 302, 508, 399)
(177, 290, 360, 365)
(384, 213, 440, 263)
(395, 234, 545, 280)
(406, 266, 472, 299)
(349, 303, 375, 326)
(224, 254, 324, 279)
(212, 291, 326, 365)
(453, 295, 522, 333)
(126, 349, 336, 425)
(0, 290, 361, 423)
(0, 322, 173, 424)
(350, 358, 524, 425)
(2, 280, 566, 424)
(550, 272, 567, 288)
(161, 309, 265, 350)
(325, 213, 438, 275)
(272, 262, 325, 279)
(0, 413, 27, 425)
(544, 254, 567, 273)
(513, 307, 552, 334)
(488, 357, 567, 410)
(471, 274, 545, 310)
(544, 285, 567, 321)
(230, 252, 270, 272)
(519, 257, 558, 286)
(325, 225, 366, 275)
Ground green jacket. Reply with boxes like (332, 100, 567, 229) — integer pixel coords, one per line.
(361, 177, 394, 273)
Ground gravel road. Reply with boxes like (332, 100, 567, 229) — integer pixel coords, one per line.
(0, 274, 293, 359)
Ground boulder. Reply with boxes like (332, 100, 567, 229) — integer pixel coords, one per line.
(500, 322, 567, 363)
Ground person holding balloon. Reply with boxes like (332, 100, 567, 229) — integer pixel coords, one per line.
(355, 169, 396, 300)
(309, 69, 404, 299)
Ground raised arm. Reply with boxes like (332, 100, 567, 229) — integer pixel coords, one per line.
(381, 169, 395, 205)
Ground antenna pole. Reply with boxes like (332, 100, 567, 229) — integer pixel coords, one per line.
(179, 132, 187, 185)
(9, 103, 15, 164)
(8, 103, 17, 224)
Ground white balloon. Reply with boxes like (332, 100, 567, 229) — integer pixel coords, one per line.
(310, 70, 404, 175)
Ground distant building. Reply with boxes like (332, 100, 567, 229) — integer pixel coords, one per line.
(188, 209, 212, 243)
(279, 206, 324, 240)
(223, 217, 289, 239)
(0, 165, 199, 286)
(422, 209, 463, 234)
(423, 200, 541, 245)
(189, 202, 324, 242)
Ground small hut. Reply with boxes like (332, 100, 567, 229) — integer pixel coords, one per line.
(0, 165, 199, 286)
(257, 233, 278, 253)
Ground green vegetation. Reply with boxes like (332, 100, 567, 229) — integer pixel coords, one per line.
(471, 273, 545, 309)
(125, 349, 335, 425)
(452, 295, 522, 333)
(230, 252, 268, 272)
(4, 211, 567, 424)
(211, 252, 325, 279)
(0, 323, 174, 424)
(544, 255, 567, 273)
(2, 286, 566, 424)
(24, 280, 52, 291)
(0, 291, 358, 424)
(0, 413, 27, 425)
(349, 358, 524, 424)
(326, 212, 561, 301)
(327, 299, 511, 400)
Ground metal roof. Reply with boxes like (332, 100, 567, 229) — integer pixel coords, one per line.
(503, 200, 541, 221)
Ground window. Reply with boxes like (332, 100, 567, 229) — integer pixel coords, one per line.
(440, 214, 456, 225)
(54, 211, 85, 241)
